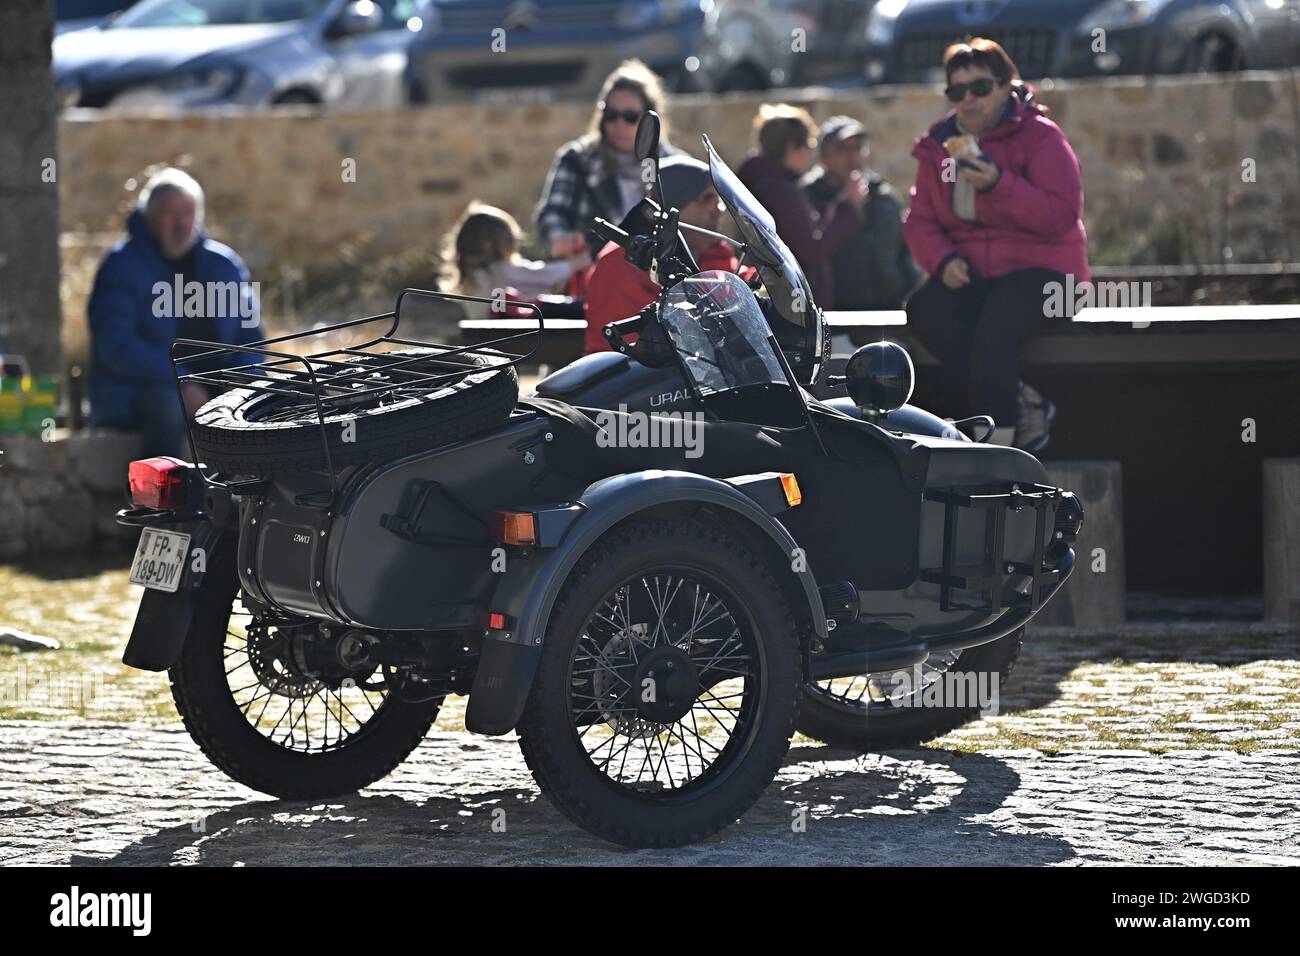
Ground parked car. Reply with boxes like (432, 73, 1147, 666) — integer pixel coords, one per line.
(115, 111, 1081, 847)
(53, 0, 430, 111)
(55, 0, 135, 36)
(405, 0, 872, 103)
(863, 0, 1300, 85)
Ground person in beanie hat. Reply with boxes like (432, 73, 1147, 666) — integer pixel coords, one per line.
(583, 155, 743, 354)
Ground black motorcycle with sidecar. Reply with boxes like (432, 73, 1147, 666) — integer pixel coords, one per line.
(117, 113, 1081, 848)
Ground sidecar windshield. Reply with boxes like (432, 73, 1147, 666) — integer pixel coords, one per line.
(659, 270, 787, 396)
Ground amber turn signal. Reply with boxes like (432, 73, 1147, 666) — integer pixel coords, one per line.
(490, 510, 537, 545)
(779, 473, 802, 508)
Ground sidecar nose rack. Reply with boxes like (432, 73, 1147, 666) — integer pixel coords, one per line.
(168, 288, 544, 506)
(920, 482, 1068, 614)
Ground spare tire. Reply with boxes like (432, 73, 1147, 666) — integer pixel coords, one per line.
(190, 346, 518, 477)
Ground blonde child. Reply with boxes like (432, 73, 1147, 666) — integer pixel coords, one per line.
(445, 204, 590, 319)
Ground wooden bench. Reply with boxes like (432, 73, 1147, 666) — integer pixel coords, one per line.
(458, 307, 1300, 367)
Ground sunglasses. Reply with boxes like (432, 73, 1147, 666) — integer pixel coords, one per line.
(944, 78, 998, 103)
(601, 106, 643, 125)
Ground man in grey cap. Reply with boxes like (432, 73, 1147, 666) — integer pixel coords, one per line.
(803, 116, 921, 311)
(584, 155, 743, 353)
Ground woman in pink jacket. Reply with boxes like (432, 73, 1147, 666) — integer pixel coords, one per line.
(902, 38, 1089, 451)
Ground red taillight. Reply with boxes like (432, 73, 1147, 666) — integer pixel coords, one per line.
(127, 457, 189, 511)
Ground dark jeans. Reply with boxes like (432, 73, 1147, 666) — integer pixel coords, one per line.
(132, 385, 187, 459)
(904, 267, 1067, 423)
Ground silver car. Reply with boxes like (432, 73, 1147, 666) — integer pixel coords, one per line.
(54, 0, 431, 111)
(405, 0, 872, 103)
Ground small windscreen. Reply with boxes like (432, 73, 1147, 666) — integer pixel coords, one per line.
(658, 271, 786, 397)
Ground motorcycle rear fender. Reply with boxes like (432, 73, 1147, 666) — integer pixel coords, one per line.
(118, 478, 237, 672)
(464, 470, 827, 735)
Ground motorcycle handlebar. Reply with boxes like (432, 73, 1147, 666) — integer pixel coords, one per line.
(591, 217, 631, 251)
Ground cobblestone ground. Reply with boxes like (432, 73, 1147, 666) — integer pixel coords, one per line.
(2, 562, 1298, 865)
(1, 721, 1296, 866)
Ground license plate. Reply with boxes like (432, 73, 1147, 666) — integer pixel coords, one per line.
(129, 528, 192, 593)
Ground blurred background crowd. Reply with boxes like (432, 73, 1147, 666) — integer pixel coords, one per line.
(2, 0, 1299, 594)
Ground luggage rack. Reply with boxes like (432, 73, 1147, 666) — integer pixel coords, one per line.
(920, 482, 1066, 614)
(169, 288, 544, 503)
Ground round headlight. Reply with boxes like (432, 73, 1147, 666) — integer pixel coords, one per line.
(844, 341, 915, 415)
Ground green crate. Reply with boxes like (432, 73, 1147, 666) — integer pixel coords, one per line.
(22, 377, 59, 435)
(0, 378, 24, 434)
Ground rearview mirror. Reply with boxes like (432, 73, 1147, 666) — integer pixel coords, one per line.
(634, 110, 661, 162)
(633, 111, 668, 239)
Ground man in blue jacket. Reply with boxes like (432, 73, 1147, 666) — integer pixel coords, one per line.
(88, 168, 263, 457)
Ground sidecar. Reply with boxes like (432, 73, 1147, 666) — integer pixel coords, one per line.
(115, 118, 1080, 850)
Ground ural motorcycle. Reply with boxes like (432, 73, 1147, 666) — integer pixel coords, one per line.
(118, 113, 1082, 848)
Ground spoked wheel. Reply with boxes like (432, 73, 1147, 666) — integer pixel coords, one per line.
(169, 546, 442, 799)
(797, 629, 1025, 751)
(517, 520, 801, 848)
(226, 615, 398, 755)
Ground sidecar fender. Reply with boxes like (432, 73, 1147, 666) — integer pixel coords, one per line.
(464, 470, 826, 735)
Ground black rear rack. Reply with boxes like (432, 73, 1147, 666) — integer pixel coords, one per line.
(170, 288, 543, 505)
(920, 481, 1065, 614)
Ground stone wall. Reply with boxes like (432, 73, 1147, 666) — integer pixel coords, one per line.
(56, 73, 1300, 354)
(0, 432, 139, 561)
(1, 0, 62, 375)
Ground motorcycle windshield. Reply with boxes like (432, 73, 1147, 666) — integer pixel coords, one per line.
(703, 135, 825, 382)
(658, 270, 787, 397)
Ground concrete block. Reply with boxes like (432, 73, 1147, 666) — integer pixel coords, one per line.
(1263, 458, 1300, 623)
(66, 429, 140, 494)
(1034, 460, 1126, 629)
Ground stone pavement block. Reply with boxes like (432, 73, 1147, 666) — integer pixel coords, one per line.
(1, 722, 1296, 866)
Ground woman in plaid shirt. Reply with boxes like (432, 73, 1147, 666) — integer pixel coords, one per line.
(534, 59, 677, 261)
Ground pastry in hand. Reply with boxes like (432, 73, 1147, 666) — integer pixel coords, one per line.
(945, 135, 977, 158)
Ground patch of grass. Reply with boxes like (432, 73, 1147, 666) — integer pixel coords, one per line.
(5, 561, 1300, 756)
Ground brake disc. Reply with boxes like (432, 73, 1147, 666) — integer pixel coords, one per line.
(591, 627, 657, 739)
(244, 624, 326, 699)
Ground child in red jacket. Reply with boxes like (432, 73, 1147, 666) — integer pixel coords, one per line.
(584, 156, 745, 355)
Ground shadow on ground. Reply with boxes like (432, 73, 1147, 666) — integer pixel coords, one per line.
(89, 746, 1074, 866)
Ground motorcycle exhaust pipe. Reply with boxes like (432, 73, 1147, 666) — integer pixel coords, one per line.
(810, 643, 929, 681)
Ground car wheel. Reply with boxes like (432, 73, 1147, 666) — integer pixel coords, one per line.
(718, 62, 769, 92)
(272, 89, 320, 106)
(1184, 34, 1243, 73)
